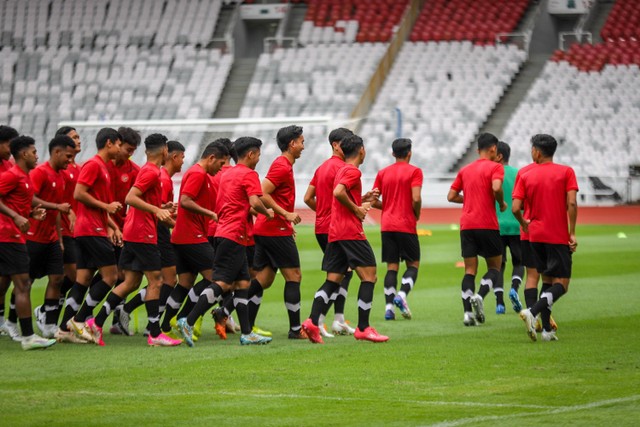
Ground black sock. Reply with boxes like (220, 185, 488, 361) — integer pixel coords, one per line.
(60, 276, 74, 298)
(383, 270, 398, 306)
(124, 287, 146, 314)
(19, 317, 34, 337)
(75, 280, 112, 322)
(539, 282, 552, 298)
(8, 293, 17, 323)
(44, 298, 59, 325)
(524, 288, 538, 309)
(161, 285, 190, 332)
(461, 274, 475, 312)
(540, 306, 552, 331)
(498, 261, 506, 292)
(59, 283, 88, 330)
(357, 281, 375, 331)
(310, 280, 340, 324)
(221, 291, 235, 317)
(187, 283, 222, 326)
(158, 284, 173, 314)
(531, 283, 565, 318)
(494, 287, 504, 306)
(234, 288, 251, 335)
(247, 279, 263, 328)
(479, 269, 499, 299)
(0, 302, 4, 319)
(284, 281, 301, 331)
(400, 266, 418, 296)
(511, 265, 524, 291)
(146, 299, 161, 338)
(90, 273, 103, 287)
(95, 292, 124, 327)
(177, 279, 209, 319)
(334, 270, 352, 315)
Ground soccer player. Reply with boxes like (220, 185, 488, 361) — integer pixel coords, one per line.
(28, 135, 76, 338)
(494, 141, 524, 314)
(0, 135, 54, 349)
(159, 140, 229, 336)
(88, 134, 181, 346)
(372, 138, 423, 321)
(117, 140, 185, 335)
(59, 127, 123, 343)
(447, 133, 506, 327)
(250, 125, 306, 339)
(513, 134, 578, 342)
(301, 134, 388, 344)
(176, 136, 274, 346)
(303, 127, 356, 336)
(0, 125, 19, 336)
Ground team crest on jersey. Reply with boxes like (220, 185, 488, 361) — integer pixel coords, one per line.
(25, 183, 29, 189)
(121, 175, 129, 183)
(70, 173, 74, 179)
(52, 182, 56, 188)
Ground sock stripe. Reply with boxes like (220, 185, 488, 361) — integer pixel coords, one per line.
(357, 299, 372, 311)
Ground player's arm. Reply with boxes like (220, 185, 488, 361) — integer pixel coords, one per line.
(179, 194, 216, 221)
(447, 189, 463, 204)
(512, 198, 529, 233)
(0, 199, 31, 232)
(412, 186, 422, 220)
(249, 195, 273, 220)
(567, 190, 578, 252)
(334, 183, 368, 221)
(32, 195, 71, 214)
(303, 184, 316, 211)
(126, 186, 175, 226)
(261, 178, 300, 224)
(492, 179, 507, 212)
(74, 183, 122, 214)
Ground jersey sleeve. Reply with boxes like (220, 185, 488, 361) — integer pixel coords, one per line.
(411, 167, 424, 188)
(243, 170, 263, 197)
(450, 171, 463, 192)
(309, 168, 319, 187)
(565, 167, 579, 192)
(0, 171, 18, 196)
(29, 168, 46, 195)
(338, 167, 361, 191)
(373, 171, 382, 194)
(512, 172, 525, 200)
(181, 170, 206, 199)
(77, 160, 99, 187)
(265, 159, 288, 188)
(133, 168, 158, 194)
(491, 163, 504, 181)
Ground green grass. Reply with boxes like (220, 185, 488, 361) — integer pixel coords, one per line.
(1, 225, 639, 426)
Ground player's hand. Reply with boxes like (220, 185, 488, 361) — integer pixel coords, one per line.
(31, 205, 47, 221)
(14, 215, 30, 232)
(363, 188, 380, 202)
(68, 209, 76, 233)
(264, 208, 274, 220)
(209, 211, 218, 222)
(355, 206, 368, 221)
(284, 211, 301, 225)
(500, 201, 507, 212)
(105, 202, 123, 214)
(520, 218, 530, 233)
(60, 239, 65, 252)
(113, 228, 124, 247)
(569, 234, 578, 252)
(56, 202, 72, 214)
(156, 208, 173, 223)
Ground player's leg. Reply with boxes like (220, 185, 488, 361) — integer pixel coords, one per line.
(394, 233, 420, 320)
(74, 263, 118, 322)
(380, 232, 399, 320)
(0, 276, 9, 333)
(144, 268, 181, 346)
(13, 272, 56, 350)
(461, 256, 478, 325)
(281, 266, 303, 338)
(496, 236, 509, 314)
(38, 241, 65, 337)
(469, 230, 503, 323)
(251, 265, 276, 335)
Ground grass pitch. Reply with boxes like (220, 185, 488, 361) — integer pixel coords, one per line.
(1, 224, 639, 426)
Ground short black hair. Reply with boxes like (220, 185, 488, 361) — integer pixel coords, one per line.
(167, 140, 186, 153)
(10, 135, 35, 158)
(276, 125, 303, 152)
(392, 138, 412, 158)
(531, 134, 557, 158)
(55, 126, 76, 137)
(233, 137, 262, 159)
(201, 140, 229, 159)
(144, 133, 168, 151)
(117, 127, 141, 147)
(328, 128, 353, 145)
(0, 125, 19, 143)
(340, 134, 364, 159)
(214, 138, 235, 163)
(49, 134, 76, 154)
(497, 141, 511, 162)
(477, 132, 498, 151)
(96, 127, 122, 150)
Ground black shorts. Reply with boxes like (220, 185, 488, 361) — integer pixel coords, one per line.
(27, 240, 63, 279)
(521, 239, 537, 269)
(381, 231, 420, 263)
(62, 236, 77, 264)
(531, 242, 572, 279)
(157, 224, 176, 268)
(76, 236, 117, 270)
(315, 233, 329, 253)
(0, 242, 30, 276)
(212, 238, 250, 284)
(207, 236, 217, 251)
(119, 241, 162, 272)
(114, 244, 122, 264)
(501, 235, 522, 266)
(460, 229, 503, 259)
(246, 244, 255, 270)
(173, 242, 214, 275)
(253, 235, 300, 271)
(322, 240, 377, 274)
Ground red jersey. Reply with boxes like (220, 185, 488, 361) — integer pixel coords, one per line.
(214, 164, 262, 246)
(74, 155, 113, 238)
(328, 164, 366, 242)
(171, 164, 213, 245)
(513, 163, 537, 241)
(513, 162, 579, 245)
(310, 155, 344, 235)
(107, 159, 139, 230)
(254, 156, 295, 237)
(373, 162, 423, 233)
(0, 164, 34, 244)
(450, 158, 504, 231)
(160, 167, 174, 205)
(60, 162, 81, 237)
(0, 158, 13, 173)
(123, 162, 162, 244)
(208, 164, 232, 237)
(26, 162, 64, 243)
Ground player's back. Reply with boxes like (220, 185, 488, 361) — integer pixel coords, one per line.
(375, 162, 423, 233)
